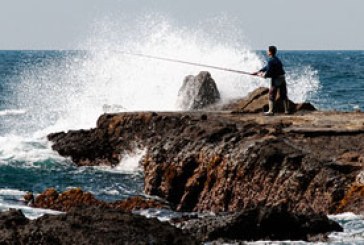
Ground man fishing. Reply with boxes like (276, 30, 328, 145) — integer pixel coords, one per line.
(251, 46, 289, 115)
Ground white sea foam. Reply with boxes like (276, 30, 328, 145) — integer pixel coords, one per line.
(0, 202, 63, 220)
(0, 189, 27, 209)
(0, 189, 27, 197)
(74, 148, 145, 175)
(0, 135, 64, 166)
(100, 189, 120, 196)
(114, 148, 146, 173)
(0, 188, 63, 220)
(286, 65, 320, 103)
(0, 109, 26, 117)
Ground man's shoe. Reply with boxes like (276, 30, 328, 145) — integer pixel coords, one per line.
(264, 111, 274, 116)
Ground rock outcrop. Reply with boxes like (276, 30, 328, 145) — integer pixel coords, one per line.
(26, 188, 169, 212)
(176, 71, 220, 110)
(177, 204, 343, 242)
(143, 120, 362, 214)
(225, 87, 316, 113)
(48, 109, 364, 215)
(0, 207, 198, 245)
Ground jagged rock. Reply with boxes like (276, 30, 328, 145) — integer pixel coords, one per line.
(336, 184, 364, 214)
(48, 112, 364, 215)
(28, 188, 169, 212)
(225, 87, 316, 113)
(338, 151, 364, 163)
(177, 205, 343, 242)
(48, 129, 115, 166)
(176, 71, 220, 110)
(143, 135, 361, 214)
(0, 207, 198, 245)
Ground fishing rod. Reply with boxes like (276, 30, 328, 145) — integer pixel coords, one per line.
(115, 51, 255, 76)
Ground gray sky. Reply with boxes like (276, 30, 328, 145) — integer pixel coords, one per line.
(0, 0, 363, 50)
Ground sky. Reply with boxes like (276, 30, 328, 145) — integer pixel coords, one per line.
(0, 0, 363, 50)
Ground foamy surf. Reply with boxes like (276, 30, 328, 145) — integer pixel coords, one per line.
(0, 135, 64, 166)
(72, 148, 145, 175)
(0, 202, 63, 220)
(114, 148, 146, 173)
(0, 188, 63, 220)
(0, 109, 26, 117)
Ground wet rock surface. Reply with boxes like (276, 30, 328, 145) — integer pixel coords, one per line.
(176, 204, 343, 242)
(0, 207, 198, 245)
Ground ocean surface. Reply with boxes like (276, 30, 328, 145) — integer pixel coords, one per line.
(0, 49, 363, 244)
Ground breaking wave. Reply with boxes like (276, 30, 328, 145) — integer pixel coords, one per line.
(11, 14, 319, 136)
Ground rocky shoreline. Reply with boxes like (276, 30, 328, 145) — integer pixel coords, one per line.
(47, 109, 364, 215)
(1, 73, 363, 243)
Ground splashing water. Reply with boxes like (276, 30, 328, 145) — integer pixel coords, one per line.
(10, 14, 319, 137)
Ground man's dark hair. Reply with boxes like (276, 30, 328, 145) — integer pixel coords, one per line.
(269, 46, 277, 56)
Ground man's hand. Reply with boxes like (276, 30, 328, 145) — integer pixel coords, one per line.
(251, 72, 265, 77)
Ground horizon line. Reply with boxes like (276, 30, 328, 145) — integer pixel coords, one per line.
(0, 49, 363, 52)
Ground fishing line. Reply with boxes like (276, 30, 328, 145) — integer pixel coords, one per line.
(115, 51, 254, 76)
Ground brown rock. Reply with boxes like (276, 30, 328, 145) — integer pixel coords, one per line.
(29, 188, 169, 212)
(338, 151, 362, 163)
(336, 184, 364, 214)
(144, 136, 361, 214)
(23, 192, 34, 204)
(225, 87, 316, 114)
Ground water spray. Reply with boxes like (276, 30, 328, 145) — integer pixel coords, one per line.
(116, 51, 254, 76)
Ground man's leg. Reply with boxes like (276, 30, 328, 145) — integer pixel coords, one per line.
(266, 86, 277, 115)
(280, 81, 290, 114)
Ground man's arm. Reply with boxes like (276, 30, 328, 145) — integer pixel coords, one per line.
(251, 71, 265, 77)
(259, 65, 268, 73)
(251, 63, 268, 76)
(262, 59, 273, 78)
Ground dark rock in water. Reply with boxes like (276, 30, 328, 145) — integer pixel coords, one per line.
(0, 207, 198, 245)
(225, 87, 316, 113)
(178, 205, 343, 242)
(177, 71, 220, 110)
(48, 128, 115, 166)
(28, 188, 170, 212)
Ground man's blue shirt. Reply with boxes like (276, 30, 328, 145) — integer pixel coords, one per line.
(259, 56, 285, 78)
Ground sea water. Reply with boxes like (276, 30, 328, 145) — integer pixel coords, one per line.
(0, 16, 363, 244)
